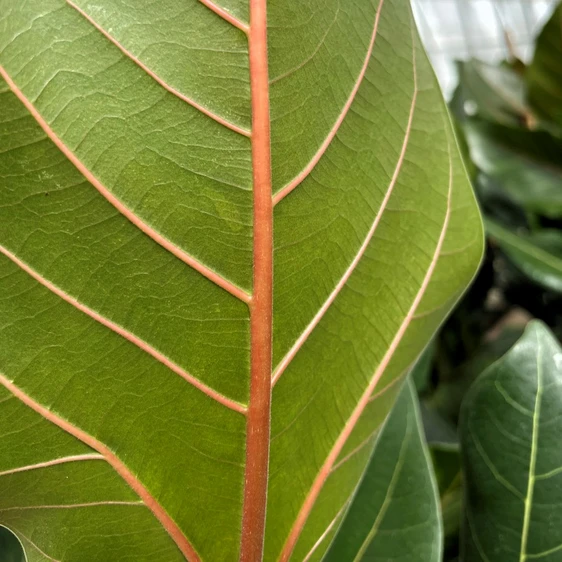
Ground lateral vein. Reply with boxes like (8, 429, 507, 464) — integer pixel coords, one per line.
(0, 245, 247, 415)
(66, 0, 251, 138)
(0, 373, 202, 562)
(0, 64, 251, 305)
(0, 454, 105, 478)
(277, 136, 454, 562)
(198, 0, 250, 34)
(272, 0, 385, 205)
(272, 38, 417, 386)
(0, 501, 144, 512)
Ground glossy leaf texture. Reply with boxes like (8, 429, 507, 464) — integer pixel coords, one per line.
(321, 379, 442, 562)
(0, 0, 482, 560)
(460, 321, 562, 562)
(0, 526, 25, 562)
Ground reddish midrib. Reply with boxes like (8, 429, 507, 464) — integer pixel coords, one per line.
(241, 1, 384, 556)
(240, 0, 273, 560)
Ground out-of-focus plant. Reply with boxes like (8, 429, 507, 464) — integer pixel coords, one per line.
(416, 3, 562, 561)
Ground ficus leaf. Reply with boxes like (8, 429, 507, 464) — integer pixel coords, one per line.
(451, 57, 562, 220)
(322, 378, 442, 562)
(461, 321, 562, 562)
(451, 60, 534, 129)
(528, 3, 562, 130)
(0, 0, 482, 560)
(453, 119, 562, 219)
(487, 219, 562, 294)
(0, 526, 25, 562)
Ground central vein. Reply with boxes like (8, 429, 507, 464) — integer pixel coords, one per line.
(240, 0, 274, 560)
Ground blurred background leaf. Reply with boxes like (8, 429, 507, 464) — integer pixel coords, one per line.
(460, 322, 562, 561)
(0, 527, 25, 562)
(324, 380, 442, 562)
(401, 3, 562, 560)
(528, 3, 562, 128)
(487, 219, 562, 293)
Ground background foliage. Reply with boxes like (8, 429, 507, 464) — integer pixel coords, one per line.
(419, 3, 562, 560)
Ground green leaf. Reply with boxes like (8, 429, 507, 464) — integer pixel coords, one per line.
(411, 340, 435, 394)
(459, 120, 562, 218)
(0, 0, 483, 560)
(0, 526, 26, 562)
(429, 443, 462, 549)
(528, 3, 562, 129)
(451, 60, 536, 129)
(487, 219, 562, 293)
(322, 379, 442, 562)
(460, 321, 562, 562)
(451, 58, 562, 219)
(441, 481, 463, 557)
(430, 444, 462, 534)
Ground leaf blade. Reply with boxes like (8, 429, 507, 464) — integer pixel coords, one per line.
(323, 379, 443, 562)
(528, 4, 562, 129)
(487, 219, 562, 293)
(0, 0, 483, 559)
(460, 321, 562, 562)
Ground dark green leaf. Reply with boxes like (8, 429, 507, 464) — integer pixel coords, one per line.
(411, 340, 436, 394)
(528, 3, 562, 129)
(460, 121, 562, 218)
(441, 482, 463, 555)
(0, 526, 25, 562)
(430, 318, 528, 425)
(451, 60, 535, 129)
(487, 219, 562, 293)
(451, 56, 562, 219)
(431, 443, 461, 497)
(322, 379, 442, 562)
(460, 321, 562, 561)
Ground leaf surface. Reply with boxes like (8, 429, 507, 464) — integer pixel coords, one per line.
(460, 321, 562, 562)
(451, 60, 535, 129)
(0, 0, 482, 560)
(487, 220, 562, 293)
(0, 526, 25, 562)
(451, 60, 562, 219)
(321, 379, 442, 562)
(528, 3, 562, 129)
